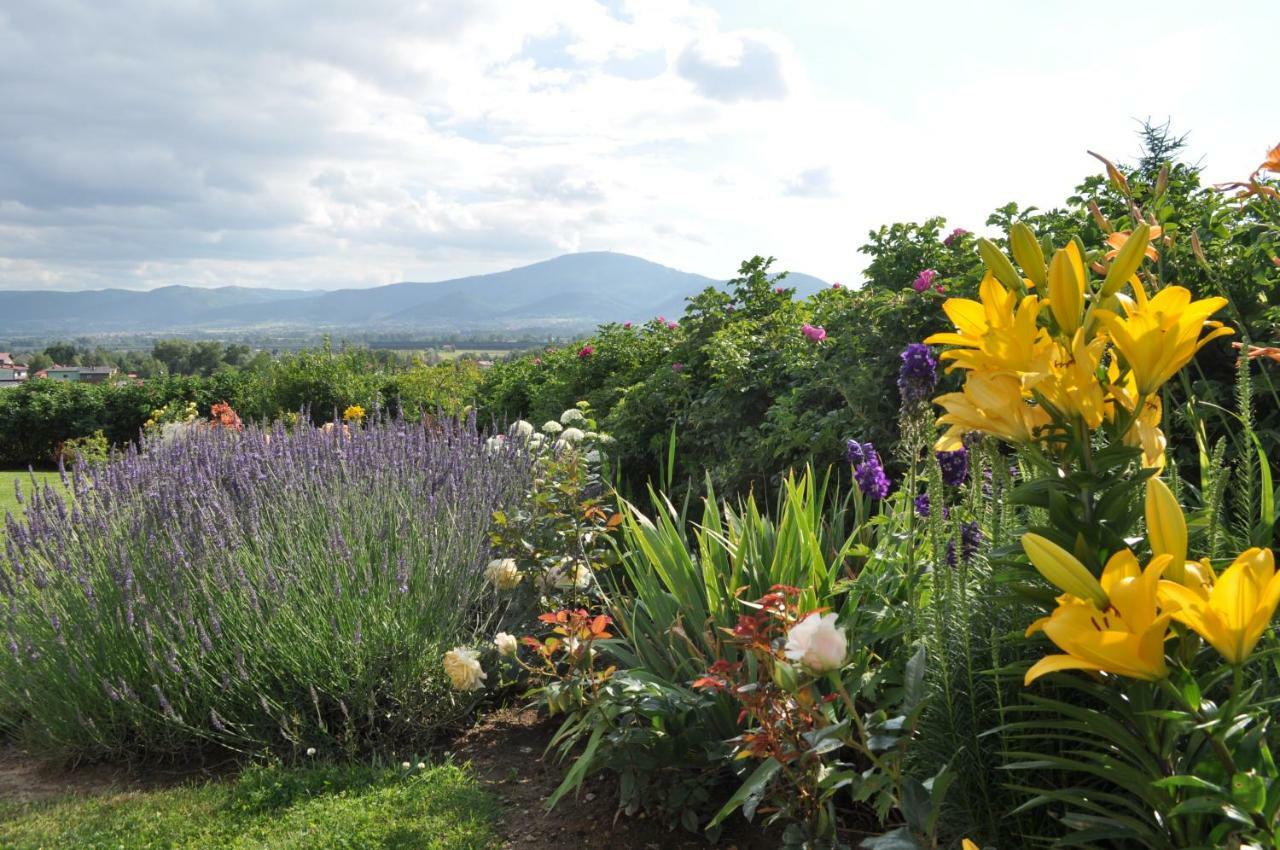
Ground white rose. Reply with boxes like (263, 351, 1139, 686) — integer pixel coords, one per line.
(560, 408, 585, 425)
(542, 420, 563, 435)
(494, 632, 518, 656)
(443, 647, 486, 691)
(784, 612, 847, 673)
(546, 560, 592, 590)
(484, 558, 523, 590)
(508, 420, 534, 438)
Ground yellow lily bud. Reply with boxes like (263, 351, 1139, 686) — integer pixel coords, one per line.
(1144, 477, 1187, 584)
(1021, 533, 1107, 608)
(978, 238, 1026, 294)
(1009, 223, 1046, 288)
(1100, 223, 1150, 297)
(1047, 243, 1085, 337)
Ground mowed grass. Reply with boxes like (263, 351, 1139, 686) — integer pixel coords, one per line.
(0, 762, 500, 850)
(0, 470, 64, 523)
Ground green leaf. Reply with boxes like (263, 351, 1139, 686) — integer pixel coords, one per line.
(1231, 772, 1267, 814)
(707, 758, 781, 828)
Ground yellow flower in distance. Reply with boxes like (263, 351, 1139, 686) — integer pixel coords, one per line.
(1024, 549, 1172, 685)
(1094, 286, 1232, 395)
(934, 371, 1050, 451)
(924, 274, 1054, 382)
(1159, 548, 1280, 665)
(342, 404, 366, 423)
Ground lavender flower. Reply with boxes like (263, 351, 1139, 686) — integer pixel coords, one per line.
(897, 344, 938, 406)
(937, 448, 969, 487)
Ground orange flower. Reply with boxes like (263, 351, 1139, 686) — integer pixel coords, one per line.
(1261, 142, 1280, 175)
(1105, 226, 1163, 262)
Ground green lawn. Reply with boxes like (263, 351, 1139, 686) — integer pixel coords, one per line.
(0, 470, 63, 522)
(0, 762, 499, 850)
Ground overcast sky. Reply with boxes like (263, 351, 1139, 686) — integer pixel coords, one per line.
(0, 0, 1274, 291)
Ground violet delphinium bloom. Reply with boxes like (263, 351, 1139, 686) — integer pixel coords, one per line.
(846, 439, 869, 467)
(911, 268, 938, 292)
(961, 521, 983, 561)
(897, 344, 938, 406)
(914, 493, 930, 517)
(849, 441, 890, 500)
(801, 323, 827, 343)
(937, 448, 969, 488)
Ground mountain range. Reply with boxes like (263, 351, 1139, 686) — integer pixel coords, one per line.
(0, 253, 828, 335)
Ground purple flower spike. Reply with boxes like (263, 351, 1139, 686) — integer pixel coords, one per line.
(937, 448, 969, 488)
(897, 344, 938, 405)
(849, 440, 890, 500)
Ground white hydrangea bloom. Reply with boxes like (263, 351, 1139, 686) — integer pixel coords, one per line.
(542, 420, 563, 435)
(560, 408, 586, 425)
(508, 420, 534, 438)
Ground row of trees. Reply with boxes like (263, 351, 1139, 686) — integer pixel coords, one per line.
(0, 346, 484, 467)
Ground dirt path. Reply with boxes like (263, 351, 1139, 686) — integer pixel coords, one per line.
(452, 705, 771, 849)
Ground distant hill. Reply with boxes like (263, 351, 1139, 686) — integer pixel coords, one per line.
(0, 252, 828, 335)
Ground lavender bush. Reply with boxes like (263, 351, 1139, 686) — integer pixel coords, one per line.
(0, 416, 532, 760)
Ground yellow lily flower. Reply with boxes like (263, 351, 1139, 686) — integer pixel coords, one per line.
(1025, 549, 1172, 685)
(1094, 286, 1233, 395)
(1021, 533, 1108, 607)
(1158, 548, 1280, 665)
(1106, 364, 1166, 470)
(933, 371, 1050, 451)
(1035, 329, 1108, 429)
(962, 841, 980, 850)
(1047, 242, 1086, 337)
(924, 274, 1055, 382)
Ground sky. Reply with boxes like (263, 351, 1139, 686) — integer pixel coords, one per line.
(0, 0, 1274, 292)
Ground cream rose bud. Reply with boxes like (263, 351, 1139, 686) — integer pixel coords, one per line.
(494, 632, 518, 656)
(784, 612, 848, 673)
(443, 648, 487, 691)
(508, 420, 535, 438)
(484, 558, 522, 590)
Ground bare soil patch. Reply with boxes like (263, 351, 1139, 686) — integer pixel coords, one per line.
(451, 705, 773, 849)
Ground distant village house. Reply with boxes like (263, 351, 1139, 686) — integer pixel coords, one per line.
(0, 353, 29, 389)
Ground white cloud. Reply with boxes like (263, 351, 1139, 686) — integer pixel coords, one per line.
(0, 1, 1271, 293)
